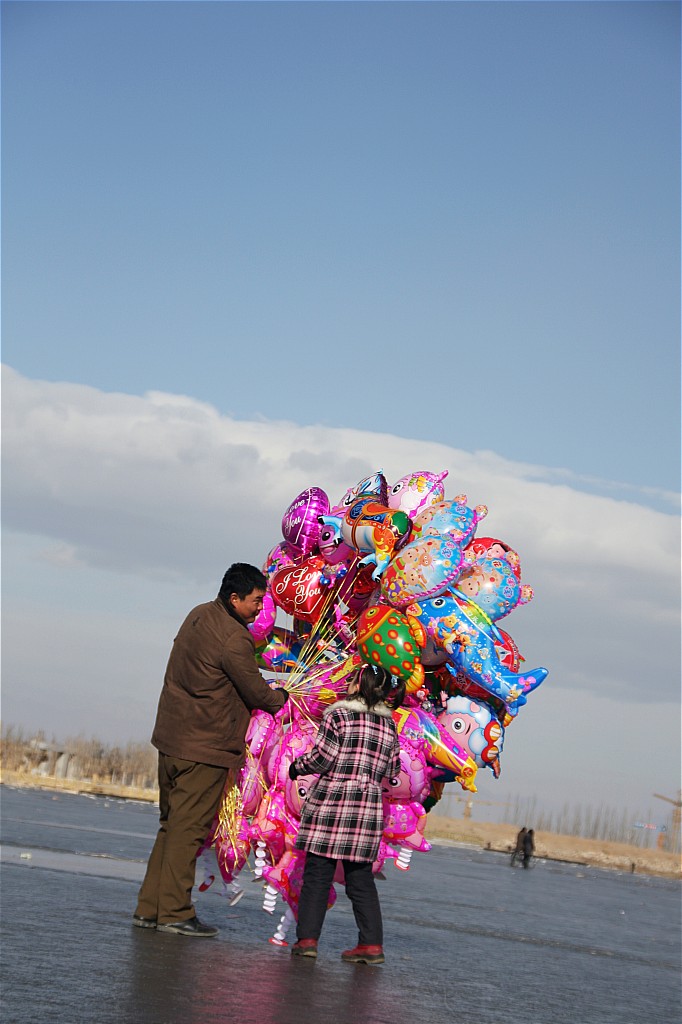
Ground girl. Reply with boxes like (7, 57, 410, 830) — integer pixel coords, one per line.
(288, 664, 406, 965)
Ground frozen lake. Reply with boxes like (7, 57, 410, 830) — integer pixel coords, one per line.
(1, 785, 679, 1024)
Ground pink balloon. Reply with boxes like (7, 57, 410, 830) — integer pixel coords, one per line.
(214, 818, 252, 883)
(382, 799, 431, 853)
(281, 487, 330, 558)
(262, 543, 295, 580)
(262, 850, 309, 914)
(388, 470, 448, 518)
(249, 589, 277, 643)
(318, 520, 356, 566)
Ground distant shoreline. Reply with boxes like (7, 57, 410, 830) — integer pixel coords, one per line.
(2, 770, 680, 880)
(424, 815, 681, 880)
(1, 769, 157, 804)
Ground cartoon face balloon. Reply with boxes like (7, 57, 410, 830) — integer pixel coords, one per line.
(392, 704, 478, 791)
(435, 695, 504, 777)
(382, 799, 431, 853)
(318, 520, 356, 566)
(333, 471, 388, 512)
(320, 497, 412, 581)
(456, 557, 533, 620)
(464, 536, 522, 580)
(266, 718, 317, 788)
(381, 742, 431, 803)
(411, 496, 488, 546)
(281, 487, 330, 558)
(380, 534, 465, 608)
(388, 470, 448, 518)
(284, 773, 318, 819)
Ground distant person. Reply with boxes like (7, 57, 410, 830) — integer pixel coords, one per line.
(511, 826, 527, 867)
(133, 563, 288, 937)
(522, 828, 535, 868)
(288, 665, 405, 965)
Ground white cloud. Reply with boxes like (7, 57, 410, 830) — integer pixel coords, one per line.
(2, 365, 680, 811)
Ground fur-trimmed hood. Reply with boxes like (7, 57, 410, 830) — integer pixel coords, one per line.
(322, 697, 395, 719)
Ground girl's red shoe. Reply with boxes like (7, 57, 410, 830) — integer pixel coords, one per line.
(341, 944, 385, 965)
(291, 939, 318, 958)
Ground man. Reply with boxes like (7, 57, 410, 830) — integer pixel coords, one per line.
(511, 826, 526, 867)
(522, 828, 535, 869)
(133, 563, 288, 937)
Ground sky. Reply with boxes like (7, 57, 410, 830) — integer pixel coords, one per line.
(2, 1, 680, 824)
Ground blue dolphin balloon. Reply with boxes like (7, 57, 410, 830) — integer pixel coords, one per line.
(407, 590, 548, 712)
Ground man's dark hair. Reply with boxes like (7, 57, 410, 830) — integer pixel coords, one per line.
(218, 563, 268, 604)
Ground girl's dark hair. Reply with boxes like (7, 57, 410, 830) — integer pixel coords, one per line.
(356, 664, 406, 710)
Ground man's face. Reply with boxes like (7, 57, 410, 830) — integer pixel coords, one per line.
(230, 588, 266, 625)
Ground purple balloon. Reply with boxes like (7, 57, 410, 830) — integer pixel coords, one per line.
(281, 487, 330, 558)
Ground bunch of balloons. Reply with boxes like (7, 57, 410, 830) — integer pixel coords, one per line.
(198, 469, 548, 943)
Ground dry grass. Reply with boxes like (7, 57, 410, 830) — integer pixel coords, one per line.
(0, 768, 156, 804)
(425, 816, 682, 879)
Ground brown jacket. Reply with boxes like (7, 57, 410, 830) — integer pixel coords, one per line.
(151, 598, 286, 768)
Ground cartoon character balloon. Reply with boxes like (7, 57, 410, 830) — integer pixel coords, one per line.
(380, 534, 465, 608)
(319, 496, 412, 581)
(333, 471, 388, 512)
(464, 536, 522, 580)
(435, 694, 504, 778)
(407, 590, 547, 711)
(457, 557, 533, 621)
(262, 542, 296, 580)
(388, 470, 449, 518)
(411, 495, 488, 546)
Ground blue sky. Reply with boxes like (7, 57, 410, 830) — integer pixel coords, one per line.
(2, 2, 680, 821)
(4, 1, 679, 497)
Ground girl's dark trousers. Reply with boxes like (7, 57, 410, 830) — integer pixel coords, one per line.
(296, 851, 383, 945)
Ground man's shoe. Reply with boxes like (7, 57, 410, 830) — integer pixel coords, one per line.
(341, 944, 385, 965)
(291, 939, 318, 958)
(132, 915, 157, 929)
(156, 917, 218, 938)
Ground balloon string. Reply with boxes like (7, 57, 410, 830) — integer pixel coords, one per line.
(277, 580, 358, 727)
(211, 783, 246, 866)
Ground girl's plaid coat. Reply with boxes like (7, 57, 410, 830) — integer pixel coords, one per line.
(292, 698, 401, 862)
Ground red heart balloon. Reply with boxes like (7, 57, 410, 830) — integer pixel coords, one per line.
(270, 556, 330, 623)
